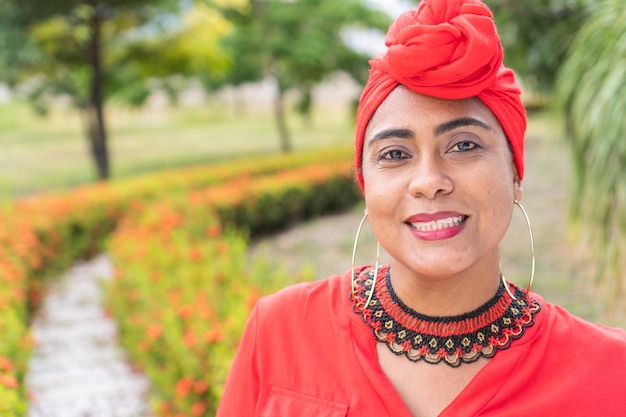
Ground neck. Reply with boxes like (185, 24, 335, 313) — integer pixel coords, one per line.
(388, 259, 501, 317)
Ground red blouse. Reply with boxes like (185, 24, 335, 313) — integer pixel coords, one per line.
(217, 271, 626, 416)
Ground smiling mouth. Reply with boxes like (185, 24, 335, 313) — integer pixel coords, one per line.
(408, 215, 468, 232)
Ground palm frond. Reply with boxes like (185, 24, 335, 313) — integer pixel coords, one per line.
(555, 0, 626, 303)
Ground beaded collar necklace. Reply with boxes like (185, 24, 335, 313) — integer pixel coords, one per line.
(351, 265, 541, 367)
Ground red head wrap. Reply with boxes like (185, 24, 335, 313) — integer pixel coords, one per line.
(355, 0, 526, 190)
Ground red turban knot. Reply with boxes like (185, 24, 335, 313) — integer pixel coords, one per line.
(355, 0, 526, 190)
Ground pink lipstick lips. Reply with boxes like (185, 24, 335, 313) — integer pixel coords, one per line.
(405, 211, 468, 241)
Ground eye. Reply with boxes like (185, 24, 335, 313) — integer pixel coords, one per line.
(380, 149, 410, 161)
(450, 141, 478, 152)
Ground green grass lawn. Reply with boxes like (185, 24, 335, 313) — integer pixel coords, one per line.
(0, 99, 356, 197)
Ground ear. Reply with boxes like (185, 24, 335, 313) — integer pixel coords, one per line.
(513, 175, 523, 202)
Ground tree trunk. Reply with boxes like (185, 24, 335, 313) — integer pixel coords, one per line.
(86, 4, 110, 180)
(298, 87, 314, 129)
(273, 76, 292, 153)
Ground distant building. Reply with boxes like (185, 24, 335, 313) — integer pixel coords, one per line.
(0, 83, 11, 104)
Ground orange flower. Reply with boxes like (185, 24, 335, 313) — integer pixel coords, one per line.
(157, 400, 173, 414)
(204, 327, 225, 344)
(189, 247, 203, 262)
(183, 331, 196, 347)
(196, 306, 214, 321)
(29, 254, 42, 270)
(129, 313, 142, 326)
(178, 305, 194, 320)
(175, 376, 194, 398)
(147, 324, 163, 340)
(205, 224, 222, 238)
(168, 290, 183, 306)
(191, 401, 206, 416)
(0, 374, 18, 389)
(0, 356, 13, 372)
(129, 289, 141, 302)
(216, 241, 229, 256)
(161, 212, 184, 230)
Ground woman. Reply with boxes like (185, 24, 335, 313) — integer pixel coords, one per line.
(217, 1, 626, 416)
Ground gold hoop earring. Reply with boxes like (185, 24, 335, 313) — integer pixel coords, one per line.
(501, 200, 535, 301)
(351, 212, 380, 311)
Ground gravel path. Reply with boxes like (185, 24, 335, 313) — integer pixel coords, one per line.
(26, 255, 154, 417)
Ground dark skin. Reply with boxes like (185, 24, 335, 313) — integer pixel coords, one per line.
(361, 87, 522, 417)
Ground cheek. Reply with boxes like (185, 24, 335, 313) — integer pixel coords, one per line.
(363, 181, 399, 234)
(362, 166, 389, 208)
(363, 170, 406, 216)
(479, 170, 517, 225)
(364, 188, 388, 218)
(481, 180, 516, 212)
(478, 155, 518, 197)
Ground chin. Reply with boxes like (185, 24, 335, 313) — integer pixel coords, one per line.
(391, 257, 471, 280)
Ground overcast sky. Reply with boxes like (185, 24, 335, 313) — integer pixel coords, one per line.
(345, 0, 413, 56)
(368, 0, 413, 17)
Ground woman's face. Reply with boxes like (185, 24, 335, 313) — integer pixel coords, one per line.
(362, 86, 522, 282)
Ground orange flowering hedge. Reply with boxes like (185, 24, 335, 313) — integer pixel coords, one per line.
(0, 146, 355, 414)
(106, 161, 360, 416)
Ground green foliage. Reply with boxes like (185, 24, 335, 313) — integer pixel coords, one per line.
(115, 3, 233, 103)
(0, 0, 235, 180)
(107, 203, 254, 417)
(106, 158, 360, 416)
(0, 146, 356, 413)
(209, 164, 360, 236)
(555, 0, 626, 299)
(0, 0, 229, 109)
(207, 0, 391, 149)
(485, 0, 590, 93)
(213, 0, 390, 88)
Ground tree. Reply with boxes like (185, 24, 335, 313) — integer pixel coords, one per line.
(209, 0, 391, 152)
(555, 0, 626, 303)
(0, 1, 230, 181)
(485, 0, 590, 94)
(120, 3, 233, 104)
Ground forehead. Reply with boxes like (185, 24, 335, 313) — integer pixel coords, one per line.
(365, 86, 500, 140)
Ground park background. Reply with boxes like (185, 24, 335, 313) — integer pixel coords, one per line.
(0, 0, 624, 415)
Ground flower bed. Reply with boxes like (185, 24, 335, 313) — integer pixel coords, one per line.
(106, 160, 360, 416)
(0, 146, 357, 414)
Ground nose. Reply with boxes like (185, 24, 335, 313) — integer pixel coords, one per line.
(407, 156, 453, 199)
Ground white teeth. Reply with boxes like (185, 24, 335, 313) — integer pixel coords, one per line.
(410, 216, 465, 232)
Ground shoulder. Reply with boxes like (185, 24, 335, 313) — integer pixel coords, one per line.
(537, 301, 626, 370)
(244, 272, 356, 365)
(530, 301, 626, 407)
(543, 302, 626, 346)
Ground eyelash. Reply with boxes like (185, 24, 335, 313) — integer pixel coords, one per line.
(450, 141, 478, 152)
(379, 141, 478, 159)
(379, 149, 409, 161)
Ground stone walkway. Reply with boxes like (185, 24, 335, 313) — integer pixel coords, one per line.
(26, 255, 154, 417)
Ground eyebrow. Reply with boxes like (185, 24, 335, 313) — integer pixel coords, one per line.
(367, 117, 491, 147)
(367, 128, 415, 146)
(433, 117, 491, 136)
